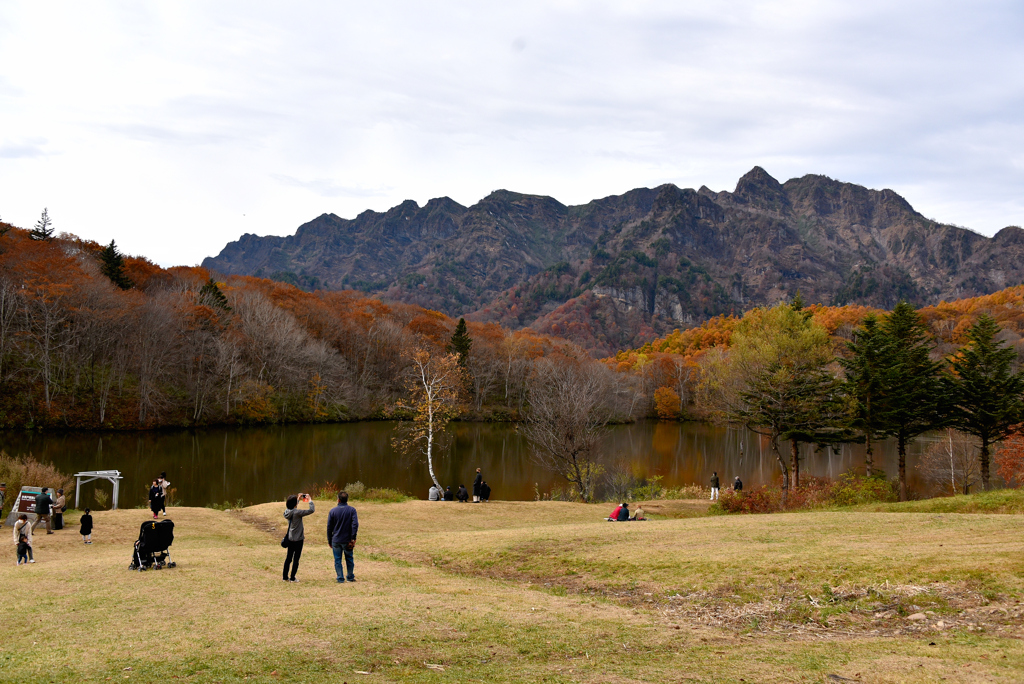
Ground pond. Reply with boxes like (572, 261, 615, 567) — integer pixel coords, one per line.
(0, 421, 941, 508)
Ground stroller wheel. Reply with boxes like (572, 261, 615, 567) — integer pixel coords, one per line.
(168, 562, 177, 568)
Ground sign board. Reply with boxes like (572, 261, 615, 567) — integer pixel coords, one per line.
(4, 486, 42, 527)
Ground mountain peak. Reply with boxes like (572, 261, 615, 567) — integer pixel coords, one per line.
(731, 166, 789, 211)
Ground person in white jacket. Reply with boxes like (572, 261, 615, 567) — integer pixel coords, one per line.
(13, 514, 34, 563)
(157, 472, 171, 516)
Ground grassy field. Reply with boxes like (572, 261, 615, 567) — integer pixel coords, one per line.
(1, 495, 1023, 683)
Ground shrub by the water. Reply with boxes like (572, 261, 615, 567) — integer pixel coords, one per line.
(305, 480, 411, 503)
(0, 452, 75, 516)
(713, 474, 898, 514)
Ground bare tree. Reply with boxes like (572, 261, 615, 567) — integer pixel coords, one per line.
(917, 429, 981, 495)
(393, 348, 466, 491)
(520, 348, 616, 502)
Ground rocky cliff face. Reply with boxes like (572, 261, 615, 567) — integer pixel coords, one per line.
(203, 168, 1024, 355)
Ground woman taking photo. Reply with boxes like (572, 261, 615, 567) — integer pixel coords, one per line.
(282, 493, 314, 583)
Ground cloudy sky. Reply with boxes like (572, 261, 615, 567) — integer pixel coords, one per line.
(1, 1, 1022, 266)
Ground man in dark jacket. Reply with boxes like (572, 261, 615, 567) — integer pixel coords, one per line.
(33, 487, 54, 534)
(710, 472, 720, 501)
(480, 481, 491, 502)
(326, 491, 359, 583)
(733, 476, 743, 492)
(472, 468, 483, 503)
(443, 486, 454, 501)
(456, 485, 468, 502)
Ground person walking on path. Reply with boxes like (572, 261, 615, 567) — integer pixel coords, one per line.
(80, 509, 93, 544)
(13, 514, 34, 563)
(710, 472, 720, 501)
(282, 493, 315, 583)
(326, 491, 359, 583)
(456, 484, 468, 502)
(472, 468, 483, 503)
(733, 476, 743, 492)
(33, 487, 53, 534)
(158, 472, 171, 516)
(148, 480, 163, 519)
(480, 481, 491, 503)
(51, 489, 66, 530)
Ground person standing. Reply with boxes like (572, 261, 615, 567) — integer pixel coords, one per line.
(326, 491, 359, 583)
(282, 493, 315, 583)
(148, 480, 163, 519)
(733, 476, 743, 492)
(158, 472, 171, 516)
(480, 481, 491, 503)
(13, 514, 34, 563)
(33, 487, 53, 534)
(51, 489, 66, 530)
(710, 472, 720, 501)
(80, 509, 93, 544)
(472, 468, 483, 503)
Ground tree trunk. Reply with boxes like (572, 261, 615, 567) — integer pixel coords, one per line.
(864, 432, 874, 478)
(791, 439, 800, 489)
(773, 437, 789, 508)
(898, 431, 907, 502)
(980, 435, 990, 491)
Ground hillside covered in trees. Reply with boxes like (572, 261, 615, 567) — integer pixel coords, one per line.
(0, 221, 593, 429)
(204, 167, 1024, 355)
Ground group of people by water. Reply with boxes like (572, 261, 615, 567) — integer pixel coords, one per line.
(13, 486, 94, 566)
(709, 472, 743, 501)
(147, 473, 172, 518)
(428, 467, 491, 503)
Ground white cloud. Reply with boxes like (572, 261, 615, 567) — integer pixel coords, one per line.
(0, 0, 1021, 265)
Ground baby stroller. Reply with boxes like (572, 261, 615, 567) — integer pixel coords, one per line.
(129, 519, 177, 571)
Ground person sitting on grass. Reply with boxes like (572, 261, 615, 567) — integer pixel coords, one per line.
(633, 505, 645, 521)
(607, 503, 626, 521)
(457, 485, 469, 502)
(443, 486, 454, 501)
(616, 502, 630, 521)
(428, 484, 441, 501)
(80, 508, 93, 544)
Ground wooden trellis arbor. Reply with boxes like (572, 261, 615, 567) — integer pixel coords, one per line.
(74, 470, 123, 510)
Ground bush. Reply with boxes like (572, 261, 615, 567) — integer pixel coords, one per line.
(0, 452, 75, 516)
(305, 480, 411, 503)
(712, 474, 897, 514)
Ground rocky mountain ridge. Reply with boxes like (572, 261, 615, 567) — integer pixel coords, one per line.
(203, 167, 1024, 355)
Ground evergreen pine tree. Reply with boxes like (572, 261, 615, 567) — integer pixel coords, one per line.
(199, 278, 232, 312)
(947, 314, 1024, 490)
(99, 240, 133, 290)
(876, 301, 946, 500)
(840, 314, 891, 477)
(30, 208, 54, 241)
(446, 317, 472, 367)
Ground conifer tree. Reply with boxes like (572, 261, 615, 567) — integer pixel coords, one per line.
(30, 208, 54, 241)
(199, 278, 231, 312)
(947, 314, 1024, 490)
(99, 240, 133, 290)
(877, 301, 946, 500)
(446, 317, 472, 367)
(840, 314, 891, 477)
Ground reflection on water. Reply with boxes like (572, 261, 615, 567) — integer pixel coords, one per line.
(0, 421, 940, 507)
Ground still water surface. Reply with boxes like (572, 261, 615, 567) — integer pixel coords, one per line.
(0, 421, 939, 507)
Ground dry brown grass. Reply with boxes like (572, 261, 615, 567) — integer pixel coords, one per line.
(0, 499, 1022, 683)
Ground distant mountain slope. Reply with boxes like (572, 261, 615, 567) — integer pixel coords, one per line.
(203, 167, 1024, 355)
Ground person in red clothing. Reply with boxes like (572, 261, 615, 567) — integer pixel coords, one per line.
(608, 503, 623, 521)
